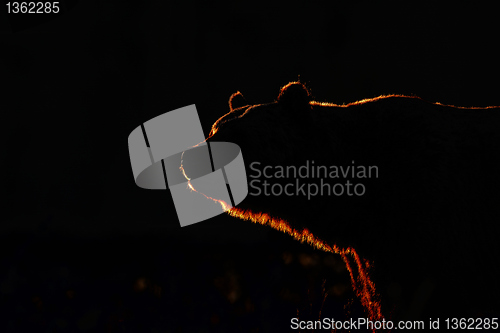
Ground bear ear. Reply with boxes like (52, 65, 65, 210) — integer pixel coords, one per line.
(229, 91, 248, 112)
(277, 81, 312, 112)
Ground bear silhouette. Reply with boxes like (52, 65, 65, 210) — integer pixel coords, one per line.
(186, 81, 500, 321)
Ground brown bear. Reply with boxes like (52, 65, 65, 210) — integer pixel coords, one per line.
(187, 81, 500, 323)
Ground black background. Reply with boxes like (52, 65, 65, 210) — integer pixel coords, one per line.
(1, 1, 499, 332)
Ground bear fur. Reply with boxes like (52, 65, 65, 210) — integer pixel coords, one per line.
(202, 81, 500, 320)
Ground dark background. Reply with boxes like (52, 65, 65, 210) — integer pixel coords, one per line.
(1, 1, 499, 332)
